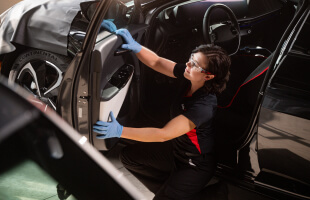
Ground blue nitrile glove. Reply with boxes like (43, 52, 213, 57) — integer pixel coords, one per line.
(100, 19, 117, 33)
(93, 112, 123, 139)
(115, 28, 142, 53)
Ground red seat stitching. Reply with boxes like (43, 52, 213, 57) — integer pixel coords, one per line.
(218, 66, 269, 108)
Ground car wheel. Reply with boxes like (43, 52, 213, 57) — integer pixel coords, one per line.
(9, 49, 72, 110)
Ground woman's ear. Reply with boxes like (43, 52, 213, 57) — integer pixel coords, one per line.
(204, 75, 215, 81)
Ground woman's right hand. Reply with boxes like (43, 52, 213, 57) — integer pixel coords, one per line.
(116, 29, 142, 53)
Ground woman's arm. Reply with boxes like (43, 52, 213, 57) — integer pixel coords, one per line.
(136, 47, 177, 78)
(121, 115, 196, 142)
(116, 29, 177, 78)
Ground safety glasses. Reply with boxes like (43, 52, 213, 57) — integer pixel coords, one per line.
(189, 54, 214, 75)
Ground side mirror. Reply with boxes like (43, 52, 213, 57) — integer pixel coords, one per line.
(80, 1, 100, 21)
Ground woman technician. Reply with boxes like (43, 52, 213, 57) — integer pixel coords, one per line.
(94, 28, 231, 200)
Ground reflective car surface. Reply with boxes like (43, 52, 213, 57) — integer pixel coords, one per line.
(0, 76, 145, 199)
(0, 0, 310, 199)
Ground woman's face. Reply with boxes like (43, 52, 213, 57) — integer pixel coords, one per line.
(184, 52, 209, 83)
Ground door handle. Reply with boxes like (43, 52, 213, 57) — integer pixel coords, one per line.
(114, 48, 131, 56)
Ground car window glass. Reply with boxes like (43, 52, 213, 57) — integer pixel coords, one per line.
(95, 0, 133, 42)
(0, 159, 77, 200)
(102, 0, 132, 30)
(69, 0, 131, 55)
(272, 12, 310, 94)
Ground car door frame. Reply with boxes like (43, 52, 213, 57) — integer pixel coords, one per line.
(255, 1, 310, 199)
(57, 0, 147, 150)
(213, 1, 310, 199)
(237, 0, 310, 152)
(57, 0, 114, 140)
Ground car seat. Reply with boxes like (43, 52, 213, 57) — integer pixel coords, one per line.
(214, 53, 273, 165)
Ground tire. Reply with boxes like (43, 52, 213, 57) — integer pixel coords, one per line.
(1, 47, 25, 77)
(9, 49, 72, 110)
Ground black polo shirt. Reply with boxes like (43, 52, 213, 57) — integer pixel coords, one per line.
(171, 63, 217, 159)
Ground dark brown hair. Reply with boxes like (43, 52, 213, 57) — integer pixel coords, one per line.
(192, 44, 231, 95)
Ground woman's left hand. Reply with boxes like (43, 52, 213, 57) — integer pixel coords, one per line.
(100, 19, 117, 33)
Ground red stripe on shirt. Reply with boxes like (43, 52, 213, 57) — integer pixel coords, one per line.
(186, 129, 201, 154)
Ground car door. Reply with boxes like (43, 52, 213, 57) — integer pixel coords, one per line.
(57, 0, 147, 151)
(90, 24, 147, 150)
(256, 3, 310, 198)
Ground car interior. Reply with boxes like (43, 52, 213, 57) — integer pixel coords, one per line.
(75, 1, 306, 199)
(138, 0, 294, 166)
(0, 0, 307, 199)
(89, 0, 296, 160)
(138, 0, 294, 126)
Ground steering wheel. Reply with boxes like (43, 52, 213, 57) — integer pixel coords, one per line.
(203, 3, 240, 55)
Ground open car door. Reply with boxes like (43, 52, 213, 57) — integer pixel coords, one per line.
(90, 25, 146, 150)
(256, 3, 310, 198)
(57, 0, 147, 150)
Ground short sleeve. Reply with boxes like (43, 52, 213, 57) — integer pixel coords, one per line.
(183, 102, 215, 128)
(173, 63, 186, 79)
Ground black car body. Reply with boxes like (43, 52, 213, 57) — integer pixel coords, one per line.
(0, 76, 145, 199)
(0, 0, 310, 199)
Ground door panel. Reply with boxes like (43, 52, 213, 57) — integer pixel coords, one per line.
(91, 26, 147, 151)
(95, 65, 133, 150)
(99, 64, 134, 121)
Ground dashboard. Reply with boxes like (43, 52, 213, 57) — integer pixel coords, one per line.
(160, 0, 248, 26)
